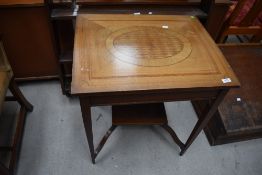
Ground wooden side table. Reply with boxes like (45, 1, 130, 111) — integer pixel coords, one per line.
(71, 14, 240, 164)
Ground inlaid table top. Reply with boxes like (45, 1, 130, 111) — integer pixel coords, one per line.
(71, 14, 239, 94)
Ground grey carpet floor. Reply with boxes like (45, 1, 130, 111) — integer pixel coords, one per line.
(2, 81, 262, 175)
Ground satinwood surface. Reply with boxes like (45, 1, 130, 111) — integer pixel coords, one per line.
(72, 15, 239, 94)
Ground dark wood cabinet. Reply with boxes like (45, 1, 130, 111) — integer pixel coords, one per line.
(193, 44, 262, 145)
(0, 3, 58, 80)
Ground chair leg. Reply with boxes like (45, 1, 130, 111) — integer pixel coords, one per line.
(0, 162, 9, 175)
(217, 29, 228, 43)
(222, 35, 228, 43)
(8, 78, 33, 112)
(251, 32, 262, 42)
(217, 35, 225, 43)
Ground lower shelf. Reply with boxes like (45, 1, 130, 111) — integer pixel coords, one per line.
(112, 103, 167, 125)
(95, 102, 185, 160)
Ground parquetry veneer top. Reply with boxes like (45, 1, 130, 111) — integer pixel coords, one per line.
(72, 14, 239, 94)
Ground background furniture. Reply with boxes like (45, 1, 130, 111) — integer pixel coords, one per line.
(45, 0, 231, 95)
(0, 38, 33, 175)
(72, 14, 239, 163)
(194, 44, 262, 145)
(0, 0, 59, 81)
(217, 0, 262, 43)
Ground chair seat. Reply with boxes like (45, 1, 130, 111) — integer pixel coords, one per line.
(0, 71, 12, 114)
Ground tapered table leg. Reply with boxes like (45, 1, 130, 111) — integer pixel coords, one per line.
(161, 124, 185, 150)
(180, 89, 228, 155)
(80, 97, 96, 164)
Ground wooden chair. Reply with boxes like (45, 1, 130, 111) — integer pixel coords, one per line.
(0, 37, 33, 175)
(217, 0, 262, 43)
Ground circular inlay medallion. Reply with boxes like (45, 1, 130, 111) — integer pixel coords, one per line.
(106, 26, 192, 67)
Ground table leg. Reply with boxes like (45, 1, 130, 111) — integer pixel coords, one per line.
(180, 89, 228, 155)
(161, 124, 185, 150)
(80, 97, 96, 164)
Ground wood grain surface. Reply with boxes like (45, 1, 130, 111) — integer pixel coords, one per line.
(72, 14, 240, 94)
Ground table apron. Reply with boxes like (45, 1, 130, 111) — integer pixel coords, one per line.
(85, 89, 222, 106)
